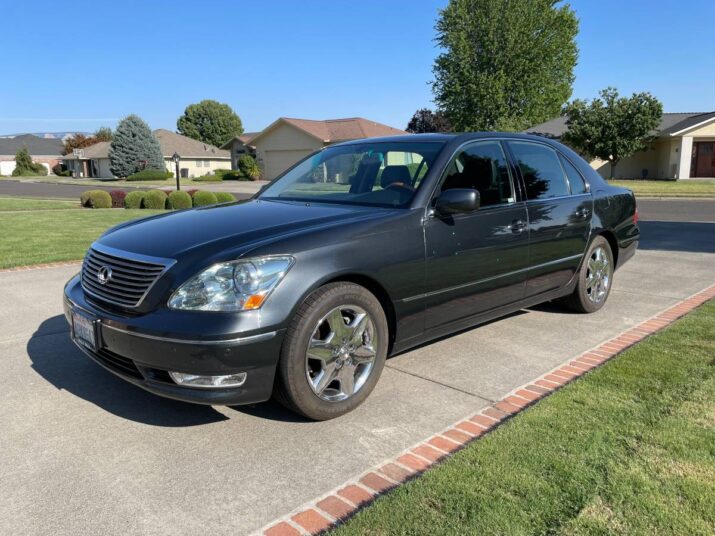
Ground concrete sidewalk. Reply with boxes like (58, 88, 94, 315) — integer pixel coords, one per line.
(0, 222, 713, 535)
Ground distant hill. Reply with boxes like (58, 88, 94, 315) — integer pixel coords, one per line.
(0, 131, 89, 141)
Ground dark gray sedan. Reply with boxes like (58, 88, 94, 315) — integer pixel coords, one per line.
(64, 133, 639, 420)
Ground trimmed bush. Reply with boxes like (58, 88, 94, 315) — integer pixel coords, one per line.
(167, 190, 192, 210)
(124, 190, 146, 209)
(215, 192, 236, 203)
(238, 155, 261, 180)
(192, 190, 218, 207)
(143, 189, 168, 209)
(109, 190, 126, 208)
(193, 174, 223, 182)
(126, 169, 173, 181)
(80, 189, 112, 209)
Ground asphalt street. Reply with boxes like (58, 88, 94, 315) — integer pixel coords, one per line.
(0, 200, 713, 535)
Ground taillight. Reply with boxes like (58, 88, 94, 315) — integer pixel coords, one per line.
(633, 206, 639, 224)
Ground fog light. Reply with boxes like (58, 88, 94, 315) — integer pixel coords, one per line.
(169, 371, 247, 389)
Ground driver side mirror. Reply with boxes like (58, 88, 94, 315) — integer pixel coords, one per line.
(434, 188, 480, 215)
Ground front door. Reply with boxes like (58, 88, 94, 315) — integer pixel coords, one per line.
(423, 140, 530, 330)
(506, 141, 592, 296)
(692, 142, 715, 177)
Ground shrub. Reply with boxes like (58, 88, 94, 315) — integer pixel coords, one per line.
(80, 189, 112, 209)
(109, 190, 126, 208)
(143, 189, 168, 209)
(237, 155, 261, 180)
(167, 190, 192, 209)
(126, 169, 173, 181)
(52, 163, 66, 176)
(193, 174, 223, 182)
(192, 190, 218, 207)
(12, 148, 49, 176)
(124, 190, 146, 209)
(215, 192, 236, 203)
(213, 168, 243, 180)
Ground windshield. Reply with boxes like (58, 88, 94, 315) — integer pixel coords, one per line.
(258, 141, 445, 208)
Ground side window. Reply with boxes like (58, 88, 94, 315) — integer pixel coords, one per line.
(559, 154, 588, 194)
(441, 141, 514, 207)
(508, 142, 570, 200)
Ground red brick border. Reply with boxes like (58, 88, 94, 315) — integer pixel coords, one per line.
(262, 284, 715, 535)
(0, 260, 81, 273)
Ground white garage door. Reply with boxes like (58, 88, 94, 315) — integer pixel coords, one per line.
(264, 149, 312, 181)
(0, 161, 16, 175)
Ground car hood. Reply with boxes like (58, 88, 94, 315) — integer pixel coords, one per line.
(97, 199, 386, 260)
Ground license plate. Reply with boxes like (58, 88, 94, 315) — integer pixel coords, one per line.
(72, 310, 97, 352)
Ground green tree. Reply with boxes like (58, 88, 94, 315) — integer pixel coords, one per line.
(62, 127, 113, 155)
(406, 108, 452, 133)
(563, 88, 663, 179)
(109, 115, 164, 178)
(433, 0, 578, 132)
(12, 147, 47, 176)
(93, 126, 113, 142)
(177, 100, 243, 147)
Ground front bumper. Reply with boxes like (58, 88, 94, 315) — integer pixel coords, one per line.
(63, 275, 284, 405)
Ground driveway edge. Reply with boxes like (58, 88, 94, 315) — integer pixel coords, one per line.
(260, 283, 715, 536)
(0, 260, 81, 273)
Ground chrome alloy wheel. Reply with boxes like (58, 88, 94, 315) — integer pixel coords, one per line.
(585, 246, 611, 304)
(305, 305, 378, 402)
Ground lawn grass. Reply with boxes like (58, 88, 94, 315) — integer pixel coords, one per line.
(609, 179, 715, 197)
(334, 300, 715, 535)
(0, 209, 163, 268)
(3, 175, 255, 188)
(0, 197, 78, 211)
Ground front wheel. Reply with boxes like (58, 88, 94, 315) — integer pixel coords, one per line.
(274, 282, 388, 420)
(564, 236, 614, 313)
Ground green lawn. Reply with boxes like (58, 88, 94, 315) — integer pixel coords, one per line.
(0, 197, 78, 211)
(608, 179, 715, 197)
(334, 300, 715, 535)
(0, 208, 163, 269)
(2, 174, 252, 188)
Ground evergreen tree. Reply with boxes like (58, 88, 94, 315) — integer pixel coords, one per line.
(109, 115, 164, 177)
(433, 0, 578, 132)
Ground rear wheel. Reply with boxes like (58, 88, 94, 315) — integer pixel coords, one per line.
(274, 282, 388, 420)
(564, 236, 614, 313)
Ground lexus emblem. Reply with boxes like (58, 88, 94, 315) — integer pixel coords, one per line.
(97, 266, 112, 285)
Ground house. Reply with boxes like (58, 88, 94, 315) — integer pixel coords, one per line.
(220, 132, 259, 170)
(62, 129, 231, 178)
(247, 117, 407, 180)
(0, 135, 63, 175)
(527, 112, 715, 179)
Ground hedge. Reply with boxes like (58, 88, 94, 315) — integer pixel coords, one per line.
(167, 190, 192, 209)
(143, 189, 168, 209)
(126, 169, 173, 181)
(192, 191, 218, 207)
(124, 190, 146, 209)
(109, 190, 126, 208)
(80, 190, 112, 209)
(193, 174, 223, 182)
(215, 192, 236, 203)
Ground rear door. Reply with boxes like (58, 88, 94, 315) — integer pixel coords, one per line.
(506, 141, 592, 297)
(423, 140, 530, 330)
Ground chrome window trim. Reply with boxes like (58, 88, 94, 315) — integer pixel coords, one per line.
(81, 242, 176, 309)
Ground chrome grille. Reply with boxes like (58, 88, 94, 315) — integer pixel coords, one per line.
(81, 246, 172, 308)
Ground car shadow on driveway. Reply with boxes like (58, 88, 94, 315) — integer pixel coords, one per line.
(27, 315, 229, 427)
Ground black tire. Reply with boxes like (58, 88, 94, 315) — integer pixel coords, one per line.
(274, 282, 389, 421)
(564, 235, 614, 313)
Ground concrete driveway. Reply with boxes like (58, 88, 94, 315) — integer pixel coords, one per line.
(1, 207, 713, 535)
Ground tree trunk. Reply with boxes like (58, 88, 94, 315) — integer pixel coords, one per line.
(610, 159, 618, 179)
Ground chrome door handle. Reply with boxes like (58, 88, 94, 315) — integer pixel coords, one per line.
(510, 219, 526, 233)
(575, 207, 590, 219)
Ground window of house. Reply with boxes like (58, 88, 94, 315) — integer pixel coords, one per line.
(508, 142, 570, 200)
(440, 141, 514, 207)
(559, 154, 588, 194)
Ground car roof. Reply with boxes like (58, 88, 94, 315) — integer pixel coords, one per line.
(335, 132, 559, 146)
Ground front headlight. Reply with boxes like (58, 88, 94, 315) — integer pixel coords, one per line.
(168, 256, 294, 312)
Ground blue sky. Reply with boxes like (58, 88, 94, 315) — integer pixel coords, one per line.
(1, 0, 713, 135)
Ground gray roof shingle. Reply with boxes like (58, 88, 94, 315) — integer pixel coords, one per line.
(0, 134, 64, 156)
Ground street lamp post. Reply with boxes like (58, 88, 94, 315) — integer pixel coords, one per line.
(172, 152, 181, 191)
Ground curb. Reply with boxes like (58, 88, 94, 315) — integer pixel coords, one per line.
(261, 283, 715, 536)
(0, 260, 81, 273)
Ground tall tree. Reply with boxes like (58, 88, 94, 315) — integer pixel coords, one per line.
(433, 0, 578, 132)
(406, 108, 452, 133)
(177, 100, 243, 147)
(563, 88, 663, 179)
(109, 115, 164, 178)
